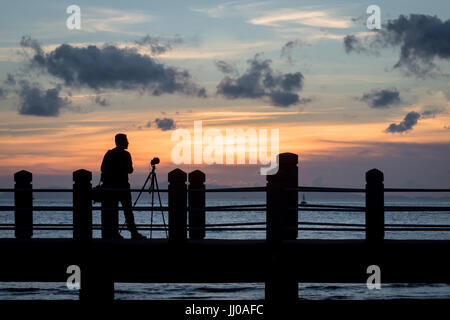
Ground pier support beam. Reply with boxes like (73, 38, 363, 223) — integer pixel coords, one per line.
(168, 169, 187, 243)
(265, 153, 299, 302)
(73, 169, 93, 241)
(14, 170, 33, 239)
(365, 169, 384, 244)
(73, 169, 114, 301)
(188, 170, 205, 240)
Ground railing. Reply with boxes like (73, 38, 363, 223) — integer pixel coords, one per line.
(0, 153, 449, 302)
(1, 153, 449, 240)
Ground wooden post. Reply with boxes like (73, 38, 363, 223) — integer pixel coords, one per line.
(73, 170, 114, 301)
(14, 170, 33, 239)
(266, 153, 298, 243)
(80, 262, 114, 302)
(73, 169, 92, 241)
(265, 153, 299, 302)
(188, 170, 205, 240)
(168, 169, 187, 243)
(365, 168, 384, 243)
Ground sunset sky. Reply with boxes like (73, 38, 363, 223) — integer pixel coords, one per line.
(0, 0, 449, 188)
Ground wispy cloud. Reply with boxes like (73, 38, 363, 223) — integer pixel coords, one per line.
(248, 9, 353, 29)
(190, 1, 269, 18)
(82, 7, 152, 34)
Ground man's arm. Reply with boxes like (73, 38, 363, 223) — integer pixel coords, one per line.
(100, 151, 110, 182)
(127, 152, 133, 174)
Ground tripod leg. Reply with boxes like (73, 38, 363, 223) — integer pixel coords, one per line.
(133, 172, 152, 208)
(154, 174, 168, 238)
(149, 173, 155, 239)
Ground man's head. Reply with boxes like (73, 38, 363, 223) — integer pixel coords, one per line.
(115, 133, 129, 149)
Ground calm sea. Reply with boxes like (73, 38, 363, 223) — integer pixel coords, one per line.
(0, 194, 449, 300)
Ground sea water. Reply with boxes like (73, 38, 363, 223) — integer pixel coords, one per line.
(0, 194, 449, 300)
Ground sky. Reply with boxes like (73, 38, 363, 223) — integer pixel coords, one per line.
(0, 0, 449, 189)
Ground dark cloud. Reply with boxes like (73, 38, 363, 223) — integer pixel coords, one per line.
(0, 87, 6, 99)
(20, 35, 44, 56)
(20, 36, 206, 97)
(343, 35, 369, 54)
(135, 35, 183, 55)
(16, 80, 70, 117)
(420, 107, 443, 119)
(214, 60, 236, 74)
(5, 74, 16, 86)
(360, 88, 402, 108)
(385, 111, 421, 133)
(93, 95, 109, 107)
(154, 118, 176, 131)
(281, 39, 306, 64)
(0, 74, 17, 98)
(216, 54, 308, 107)
(344, 15, 450, 77)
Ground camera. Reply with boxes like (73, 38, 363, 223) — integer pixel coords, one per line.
(151, 157, 160, 166)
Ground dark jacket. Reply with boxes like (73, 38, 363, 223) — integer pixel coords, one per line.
(101, 147, 133, 187)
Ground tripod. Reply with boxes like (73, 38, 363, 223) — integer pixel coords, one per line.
(120, 162, 168, 239)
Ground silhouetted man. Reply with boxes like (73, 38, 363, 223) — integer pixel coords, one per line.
(101, 133, 145, 240)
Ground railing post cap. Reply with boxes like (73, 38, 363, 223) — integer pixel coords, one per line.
(168, 168, 187, 182)
(73, 169, 92, 182)
(278, 153, 298, 165)
(188, 170, 205, 183)
(14, 170, 32, 182)
(366, 168, 384, 183)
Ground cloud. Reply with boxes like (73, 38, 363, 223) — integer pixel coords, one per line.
(5, 74, 16, 86)
(214, 60, 237, 74)
(343, 35, 369, 54)
(420, 107, 444, 119)
(82, 7, 152, 34)
(154, 118, 176, 131)
(216, 54, 309, 107)
(344, 14, 450, 77)
(93, 95, 109, 106)
(0, 87, 6, 99)
(359, 88, 402, 108)
(20, 36, 207, 97)
(248, 9, 353, 29)
(20, 35, 44, 56)
(16, 80, 71, 117)
(135, 35, 183, 55)
(281, 39, 306, 64)
(385, 111, 421, 133)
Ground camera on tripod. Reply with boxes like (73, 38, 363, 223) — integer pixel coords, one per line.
(150, 157, 160, 166)
(128, 156, 167, 239)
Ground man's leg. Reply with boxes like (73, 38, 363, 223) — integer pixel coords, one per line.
(120, 191, 144, 238)
(101, 197, 119, 239)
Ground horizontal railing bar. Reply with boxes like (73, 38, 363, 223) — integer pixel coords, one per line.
(385, 228, 450, 231)
(2, 206, 448, 213)
(385, 206, 450, 212)
(0, 188, 73, 192)
(3, 222, 448, 228)
(297, 208, 365, 212)
(299, 204, 365, 209)
(2, 186, 449, 193)
(299, 221, 365, 227)
(203, 187, 266, 192)
(200, 204, 266, 209)
(384, 188, 450, 192)
(294, 187, 365, 192)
